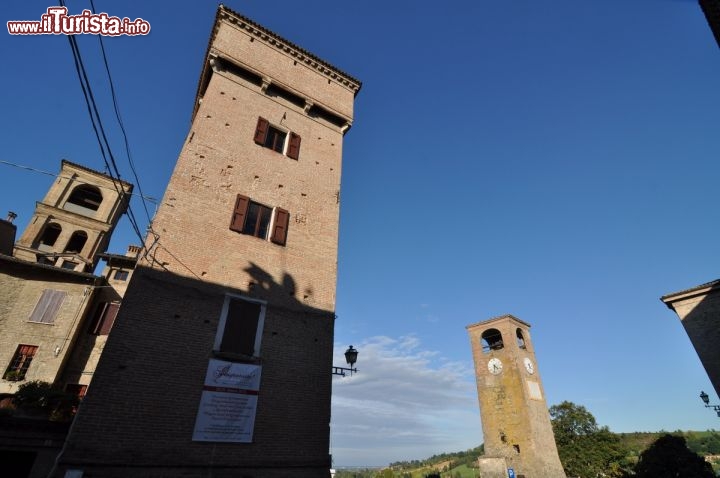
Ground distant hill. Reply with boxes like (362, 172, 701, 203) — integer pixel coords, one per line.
(334, 430, 720, 478)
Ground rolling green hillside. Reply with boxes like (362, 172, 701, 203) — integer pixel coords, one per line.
(334, 431, 720, 478)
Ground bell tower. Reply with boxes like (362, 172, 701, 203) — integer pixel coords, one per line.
(13, 160, 133, 272)
(467, 315, 566, 478)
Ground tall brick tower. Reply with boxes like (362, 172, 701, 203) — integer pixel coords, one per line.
(56, 6, 360, 477)
(467, 315, 566, 478)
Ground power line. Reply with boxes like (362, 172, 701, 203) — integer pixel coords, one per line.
(90, 0, 153, 226)
(58, 0, 146, 249)
(0, 159, 158, 203)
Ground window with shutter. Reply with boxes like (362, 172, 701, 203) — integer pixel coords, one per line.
(253, 116, 300, 159)
(229, 196, 288, 246)
(65, 383, 88, 400)
(3, 344, 38, 381)
(28, 290, 66, 324)
(88, 302, 120, 335)
(214, 296, 266, 358)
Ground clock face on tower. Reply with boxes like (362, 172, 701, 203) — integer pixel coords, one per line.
(488, 358, 503, 375)
(524, 357, 535, 374)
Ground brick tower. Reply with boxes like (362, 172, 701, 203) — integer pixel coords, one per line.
(56, 6, 360, 477)
(467, 315, 566, 478)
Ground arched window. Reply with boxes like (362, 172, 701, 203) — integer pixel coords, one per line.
(66, 185, 102, 212)
(481, 329, 504, 353)
(64, 231, 87, 254)
(516, 328, 526, 349)
(38, 223, 62, 247)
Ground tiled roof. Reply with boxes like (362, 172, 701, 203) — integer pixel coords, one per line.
(661, 279, 720, 302)
(61, 159, 133, 189)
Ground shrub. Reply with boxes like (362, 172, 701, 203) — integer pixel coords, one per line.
(12, 381, 78, 421)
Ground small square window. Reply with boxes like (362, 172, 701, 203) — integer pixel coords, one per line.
(264, 125, 287, 153)
(113, 270, 129, 281)
(214, 296, 266, 359)
(65, 383, 88, 400)
(243, 201, 272, 238)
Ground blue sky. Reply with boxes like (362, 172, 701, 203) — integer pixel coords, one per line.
(2, 0, 720, 468)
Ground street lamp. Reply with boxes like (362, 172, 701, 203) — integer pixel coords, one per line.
(700, 391, 720, 417)
(332, 345, 358, 377)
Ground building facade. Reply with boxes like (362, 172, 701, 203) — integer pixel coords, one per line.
(56, 6, 360, 477)
(0, 161, 135, 478)
(662, 280, 720, 399)
(467, 315, 566, 478)
(1, 161, 133, 396)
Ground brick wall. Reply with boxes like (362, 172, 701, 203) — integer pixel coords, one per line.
(56, 6, 359, 476)
(662, 282, 720, 398)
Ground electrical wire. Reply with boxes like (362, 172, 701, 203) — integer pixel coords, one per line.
(0, 159, 158, 203)
(89, 0, 153, 226)
(58, 0, 147, 250)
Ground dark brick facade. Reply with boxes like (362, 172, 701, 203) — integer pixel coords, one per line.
(700, 0, 720, 48)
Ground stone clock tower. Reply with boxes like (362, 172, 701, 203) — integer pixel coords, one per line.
(467, 315, 566, 478)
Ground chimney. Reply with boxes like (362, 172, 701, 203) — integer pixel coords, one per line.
(0, 211, 18, 256)
(126, 245, 142, 258)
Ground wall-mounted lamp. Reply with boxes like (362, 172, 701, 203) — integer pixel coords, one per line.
(332, 345, 358, 377)
(700, 391, 720, 417)
(54, 345, 61, 357)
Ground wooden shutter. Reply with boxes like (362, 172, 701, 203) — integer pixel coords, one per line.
(253, 117, 269, 145)
(270, 208, 289, 246)
(287, 132, 301, 160)
(88, 303, 105, 334)
(98, 303, 120, 335)
(28, 289, 66, 324)
(230, 194, 250, 232)
(219, 299, 262, 356)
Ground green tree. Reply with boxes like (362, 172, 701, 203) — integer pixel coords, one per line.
(549, 401, 630, 478)
(633, 434, 714, 478)
(12, 380, 78, 421)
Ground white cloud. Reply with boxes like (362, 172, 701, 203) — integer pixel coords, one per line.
(330, 336, 482, 467)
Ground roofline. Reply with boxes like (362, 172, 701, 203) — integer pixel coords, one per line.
(660, 279, 720, 308)
(192, 5, 362, 119)
(61, 159, 134, 191)
(98, 252, 138, 266)
(466, 314, 532, 330)
(0, 253, 103, 284)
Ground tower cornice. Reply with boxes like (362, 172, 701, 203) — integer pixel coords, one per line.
(193, 5, 362, 122)
(466, 314, 532, 330)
